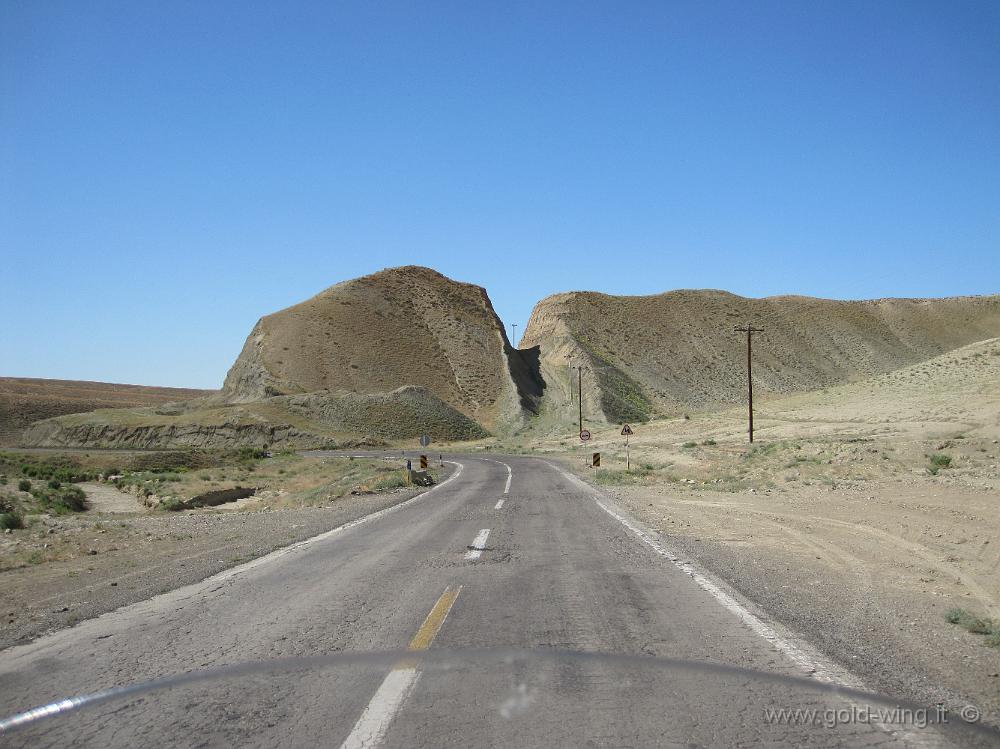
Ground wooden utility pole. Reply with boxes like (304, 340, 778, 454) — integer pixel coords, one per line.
(577, 366, 583, 437)
(734, 322, 764, 443)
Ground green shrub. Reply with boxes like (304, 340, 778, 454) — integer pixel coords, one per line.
(945, 607, 1000, 649)
(702, 439, 717, 446)
(929, 453, 952, 468)
(682, 441, 697, 449)
(4, 453, 91, 483)
(30, 485, 88, 514)
(17, 479, 31, 492)
(0, 511, 24, 530)
(945, 608, 991, 634)
(47, 479, 62, 489)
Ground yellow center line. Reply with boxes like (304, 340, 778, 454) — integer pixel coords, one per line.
(407, 585, 462, 652)
(339, 586, 463, 749)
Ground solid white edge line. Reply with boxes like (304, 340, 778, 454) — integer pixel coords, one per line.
(544, 460, 945, 748)
(338, 667, 420, 749)
(464, 528, 491, 560)
(546, 461, 855, 684)
(494, 499, 505, 510)
(480, 457, 512, 495)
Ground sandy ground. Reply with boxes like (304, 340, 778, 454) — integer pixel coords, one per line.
(76, 482, 142, 513)
(603, 479, 1000, 725)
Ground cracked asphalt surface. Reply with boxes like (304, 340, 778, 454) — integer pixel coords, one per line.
(0, 454, 991, 747)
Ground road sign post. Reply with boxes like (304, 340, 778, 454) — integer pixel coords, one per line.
(592, 452, 601, 468)
(420, 455, 428, 469)
(419, 434, 431, 448)
(579, 429, 591, 442)
(621, 424, 633, 471)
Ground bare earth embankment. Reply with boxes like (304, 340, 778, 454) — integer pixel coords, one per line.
(0, 378, 215, 444)
(523, 338, 1000, 727)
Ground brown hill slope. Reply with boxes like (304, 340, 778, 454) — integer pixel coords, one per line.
(223, 266, 541, 433)
(520, 290, 1000, 426)
(22, 385, 488, 449)
(0, 378, 215, 444)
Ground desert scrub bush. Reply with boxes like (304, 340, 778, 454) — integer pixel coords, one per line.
(30, 485, 88, 514)
(945, 608, 1000, 647)
(0, 511, 24, 530)
(0, 496, 24, 529)
(594, 466, 654, 485)
(702, 439, 717, 446)
(370, 474, 408, 491)
(927, 453, 952, 474)
(682, 441, 697, 449)
(742, 441, 788, 460)
(237, 447, 269, 461)
(126, 449, 212, 473)
(784, 455, 822, 468)
(18, 479, 31, 492)
(0, 452, 94, 483)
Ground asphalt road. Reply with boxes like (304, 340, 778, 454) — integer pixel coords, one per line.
(0, 453, 985, 747)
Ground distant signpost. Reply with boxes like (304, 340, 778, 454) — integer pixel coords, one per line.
(579, 429, 591, 442)
(419, 434, 432, 447)
(621, 424, 634, 471)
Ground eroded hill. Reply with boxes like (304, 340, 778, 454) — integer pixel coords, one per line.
(520, 290, 1000, 427)
(223, 265, 542, 433)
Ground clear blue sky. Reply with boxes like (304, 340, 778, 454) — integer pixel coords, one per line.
(2, 1, 997, 388)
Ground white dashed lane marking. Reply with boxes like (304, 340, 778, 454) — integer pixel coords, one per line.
(464, 529, 491, 560)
